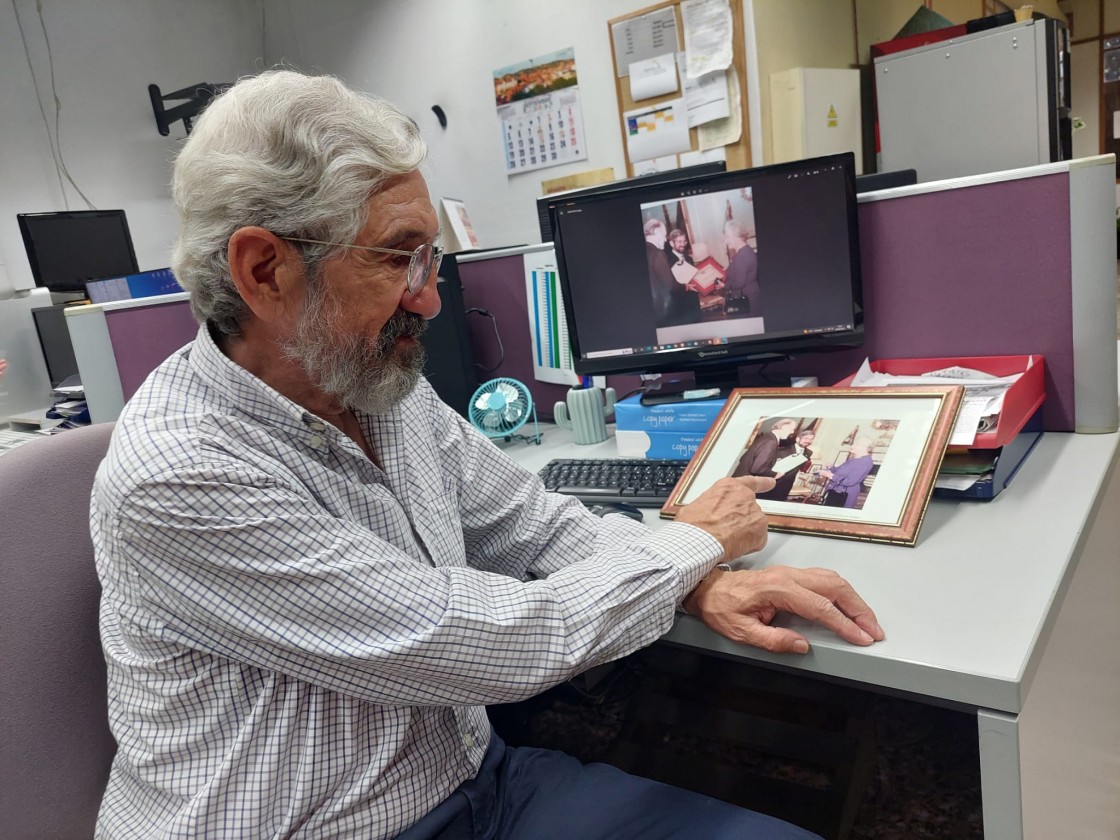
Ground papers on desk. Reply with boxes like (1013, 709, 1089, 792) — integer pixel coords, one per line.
(850, 357, 1032, 446)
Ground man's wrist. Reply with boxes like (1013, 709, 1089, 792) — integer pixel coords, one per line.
(681, 563, 733, 616)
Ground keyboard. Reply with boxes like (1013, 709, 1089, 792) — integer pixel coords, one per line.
(0, 428, 43, 455)
(538, 458, 688, 506)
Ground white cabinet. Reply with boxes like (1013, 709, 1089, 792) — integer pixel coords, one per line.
(769, 68, 863, 173)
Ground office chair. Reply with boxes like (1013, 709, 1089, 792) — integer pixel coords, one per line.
(0, 423, 116, 840)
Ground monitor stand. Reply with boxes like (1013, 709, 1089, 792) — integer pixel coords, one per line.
(640, 360, 792, 405)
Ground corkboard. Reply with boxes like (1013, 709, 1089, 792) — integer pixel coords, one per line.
(607, 0, 752, 177)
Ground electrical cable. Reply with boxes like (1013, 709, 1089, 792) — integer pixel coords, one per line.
(466, 308, 505, 373)
(35, 0, 95, 209)
(11, 0, 66, 206)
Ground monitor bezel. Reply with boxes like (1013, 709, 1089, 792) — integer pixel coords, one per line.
(549, 152, 864, 381)
(17, 209, 140, 292)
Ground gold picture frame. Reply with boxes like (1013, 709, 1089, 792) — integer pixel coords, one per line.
(660, 386, 964, 546)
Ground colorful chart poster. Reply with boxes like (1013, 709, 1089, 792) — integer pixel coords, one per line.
(524, 247, 578, 386)
(494, 48, 588, 176)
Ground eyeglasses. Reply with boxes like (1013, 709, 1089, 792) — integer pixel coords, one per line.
(280, 237, 444, 295)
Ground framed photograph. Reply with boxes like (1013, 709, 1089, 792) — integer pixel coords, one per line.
(660, 386, 964, 546)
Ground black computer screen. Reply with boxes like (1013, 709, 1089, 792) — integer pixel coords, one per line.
(550, 153, 862, 385)
(17, 210, 140, 292)
(31, 304, 80, 387)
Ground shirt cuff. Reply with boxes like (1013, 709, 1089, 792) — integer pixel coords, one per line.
(645, 521, 724, 601)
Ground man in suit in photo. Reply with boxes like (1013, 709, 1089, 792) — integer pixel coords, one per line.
(645, 219, 699, 327)
(757, 428, 815, 502)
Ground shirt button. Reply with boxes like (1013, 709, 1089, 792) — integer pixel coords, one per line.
(463, 732, 475, 748)
(309, 435, 325, 449)
(308, 421, 326, 432)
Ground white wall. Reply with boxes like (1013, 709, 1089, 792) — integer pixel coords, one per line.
(263, 0, 697, 250)
(0, 0, 266, 298)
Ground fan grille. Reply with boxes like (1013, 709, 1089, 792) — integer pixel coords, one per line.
(468, 378, 534, 438)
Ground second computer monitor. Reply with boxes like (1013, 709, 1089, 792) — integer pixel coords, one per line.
(17, 209, 140, 293)
(31, 304, 80, 388)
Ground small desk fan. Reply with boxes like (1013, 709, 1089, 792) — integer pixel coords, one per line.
(469, 377, 541, 445)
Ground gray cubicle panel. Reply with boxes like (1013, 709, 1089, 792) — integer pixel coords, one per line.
(66, 293, 197, 423)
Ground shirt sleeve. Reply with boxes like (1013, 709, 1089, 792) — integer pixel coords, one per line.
(423, 391, 721, 583)
(110, 455, 721, 710)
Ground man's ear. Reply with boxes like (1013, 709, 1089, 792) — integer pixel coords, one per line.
(227, 227, 305, 326)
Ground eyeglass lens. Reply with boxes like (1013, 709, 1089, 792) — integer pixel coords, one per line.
(408, 242, 442, 294)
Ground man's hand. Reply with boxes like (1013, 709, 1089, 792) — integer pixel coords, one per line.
(682, 565, 884, 654)
(675, 475, 776, 561)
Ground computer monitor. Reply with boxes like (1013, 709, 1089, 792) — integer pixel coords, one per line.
(31, 304, 80, 388)
(537, 161, 727, 243)
(856, 168, 917, 193)
(17, 210, 140, 293)
(550, 152, 862, 389)
(420, 255, 478, 418)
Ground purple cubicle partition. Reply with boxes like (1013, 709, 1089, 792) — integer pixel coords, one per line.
(849, 172, 1076, 431)
(457, 252, 641, 421)
(105, 299, 198, 402)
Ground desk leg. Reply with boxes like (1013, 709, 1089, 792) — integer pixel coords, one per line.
(977, 709, 1024, 839)
(978, 453, 1120, 840)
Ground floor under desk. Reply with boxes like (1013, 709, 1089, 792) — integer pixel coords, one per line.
(489, 650, 982, 840)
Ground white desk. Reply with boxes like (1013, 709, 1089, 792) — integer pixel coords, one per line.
(503, 425, 1120, 840)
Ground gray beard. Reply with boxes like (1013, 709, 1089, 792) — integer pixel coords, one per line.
(282, 281, 428, 415)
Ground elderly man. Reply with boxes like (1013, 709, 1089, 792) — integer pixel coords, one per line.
(723, 219, 761, 315)
(91, 71, 882, 840)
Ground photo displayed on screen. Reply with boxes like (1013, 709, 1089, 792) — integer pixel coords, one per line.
(728, 416, 899, 510)
(639, 185, 761, 345)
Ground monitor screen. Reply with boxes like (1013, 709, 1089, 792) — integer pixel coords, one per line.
(537, 161, 727, 244)
(31, 304, 80, 387)
(17, 210, 140, 292)
(550, 153, 863, 386)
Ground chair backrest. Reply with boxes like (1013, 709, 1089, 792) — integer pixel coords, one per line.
(0, 423, 116, 840)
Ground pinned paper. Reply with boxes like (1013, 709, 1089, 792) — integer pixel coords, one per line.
(624, 99, 692, 163)
(633, 155, 679, 176)
(697, 67, 741, 151)
(677, 53, 729, 128)
(611, 7, 678, 77)
(629, 53, 679, 101)
(680, 0, 733, 79)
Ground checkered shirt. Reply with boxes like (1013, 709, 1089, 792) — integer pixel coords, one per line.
(91, 324, 721, 839)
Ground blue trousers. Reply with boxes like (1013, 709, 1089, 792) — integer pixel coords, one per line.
(396, 735, 822, 840)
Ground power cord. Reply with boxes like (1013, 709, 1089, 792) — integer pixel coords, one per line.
(466, 308, 504, 373)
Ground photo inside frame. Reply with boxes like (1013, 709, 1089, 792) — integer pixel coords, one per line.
(676, 392, 949, 529)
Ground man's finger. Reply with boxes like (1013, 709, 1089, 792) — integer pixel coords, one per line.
(739, 620, 811, 655)
(770, 585, 876, 647)
(734, 475, 777, 494)
(790, 568, 885, 640)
